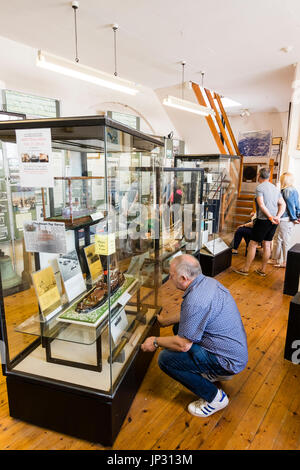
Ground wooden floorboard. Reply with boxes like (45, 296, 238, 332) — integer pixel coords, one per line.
(0, 246, 299, 450)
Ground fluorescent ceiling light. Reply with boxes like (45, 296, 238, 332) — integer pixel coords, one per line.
(163, 95, 214, 117)
(217, 96, 242, 108)
(36, 50, 139, 96)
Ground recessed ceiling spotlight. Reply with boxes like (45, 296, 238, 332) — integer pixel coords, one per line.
(280, 45, 294, 53)
(240, 109, 250, 118)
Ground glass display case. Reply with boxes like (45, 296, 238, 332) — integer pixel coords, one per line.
(175, 154, 240, 244)
(175, 154, 241, 275)
(156, 167, 204, 281)
(0, 116, 164, 445)
(42, 176, 105, 226)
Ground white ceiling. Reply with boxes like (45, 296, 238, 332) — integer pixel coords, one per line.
(0, 0, 299, 113)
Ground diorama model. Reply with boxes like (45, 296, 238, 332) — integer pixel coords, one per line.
(75, 269, 125, 313)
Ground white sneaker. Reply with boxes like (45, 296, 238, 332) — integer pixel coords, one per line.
(188, 390, 229, 418)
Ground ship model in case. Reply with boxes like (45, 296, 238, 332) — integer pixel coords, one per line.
(41, 176, 105, 227)
(75, 269, 125, 313)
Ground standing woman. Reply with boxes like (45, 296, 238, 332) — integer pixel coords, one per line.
(271, 172, 300, 267)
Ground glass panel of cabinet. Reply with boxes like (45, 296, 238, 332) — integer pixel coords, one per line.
(175, 154, 240, 256)
(0, 116, 164, 397)
(158, 167, 204, 280)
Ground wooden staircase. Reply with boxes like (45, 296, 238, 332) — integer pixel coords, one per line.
(234, 194, 255, 228)
(191, 82, 276, 233)
(192, 82, 242, 232)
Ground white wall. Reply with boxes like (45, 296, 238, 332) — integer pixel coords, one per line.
(0, 35, 177, 138)
(156, 83, 290, 156)
(282, 63, 300, 247)
(229, 111, 289, 144)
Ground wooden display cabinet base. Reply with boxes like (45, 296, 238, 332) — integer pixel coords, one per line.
(6, 319, 159, 446)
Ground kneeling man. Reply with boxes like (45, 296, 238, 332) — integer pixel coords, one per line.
(141, 254, 248, 418)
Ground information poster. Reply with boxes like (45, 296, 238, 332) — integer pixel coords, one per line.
(16, 212, 32, 230)
(95, 233, 116, 256)
(58, 250, 86, 302)
(23, 221, 67, 254)
(3, 90, 59, 118)
(16, 128, 54, 188)
(32, 266, 62, 320)
(84, 243, 103, 281)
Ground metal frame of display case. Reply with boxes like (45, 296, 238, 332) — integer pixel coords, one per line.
(0, 111, 28, 296)
(0, 116, 163, 446)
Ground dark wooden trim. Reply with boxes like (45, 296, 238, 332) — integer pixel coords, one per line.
(0, 116, 164, 147)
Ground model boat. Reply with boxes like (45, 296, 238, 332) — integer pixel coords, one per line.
(75, 269, 125, 314)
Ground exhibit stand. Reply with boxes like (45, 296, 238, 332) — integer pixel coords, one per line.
(283, 244, 300, 296)
(284, 292, 300, 365)
(0, 116, 164, 445)
(0, 117, 240, 444)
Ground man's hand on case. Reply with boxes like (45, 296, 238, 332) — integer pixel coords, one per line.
(141, 336, 156, 352)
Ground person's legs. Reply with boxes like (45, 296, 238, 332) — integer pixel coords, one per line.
(260, 240, 271, 273)
(232, 227, 244, 250)
(232, 239, 258, 275)
(233, 220, 266, 274)
(256, 223, 278, 273)
(158, 344, 228, 403)
(271, 225, 282, 263)
(242, 227, 252, 255)
(243, 240, 258, 271)
(242, 227, 252, 246)
(279, 220, 294, 266)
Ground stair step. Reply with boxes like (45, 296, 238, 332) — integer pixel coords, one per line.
(236, 201, 254, 208)
(235, 214, 252, 222)
(238, 193, 255, 200)
(236, 207, 252, 215)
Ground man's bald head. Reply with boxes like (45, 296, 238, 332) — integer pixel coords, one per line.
(170, 254, 202, 281)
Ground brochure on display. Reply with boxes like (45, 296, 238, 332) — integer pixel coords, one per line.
(31, 266, 62, 321)
(203, 237, 229, 255)
(57, 250, 86, 302)
(84, 243, 103, 281)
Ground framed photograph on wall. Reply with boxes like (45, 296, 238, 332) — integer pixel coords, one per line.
(238, 130, 272, 157)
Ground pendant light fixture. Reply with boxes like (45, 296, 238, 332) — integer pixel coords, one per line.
(72, 1, 79, 63)
(112, 24, 119, 77)
(163, 62, 214, 117)
(181, 60, 186, 99)
(199, 71, 241, 109)
(36, 3, 139, 95)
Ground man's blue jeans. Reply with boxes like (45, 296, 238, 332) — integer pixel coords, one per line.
(158, 342, 231, 403)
